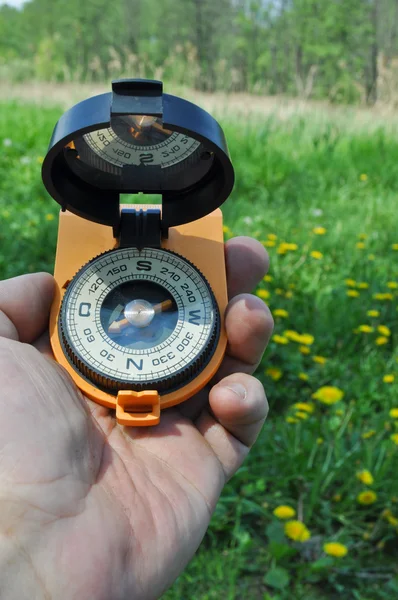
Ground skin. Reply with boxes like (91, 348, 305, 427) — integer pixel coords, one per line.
(0, 237, 273, 600)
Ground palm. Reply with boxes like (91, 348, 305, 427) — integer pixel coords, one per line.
(0, 238, 272, 600)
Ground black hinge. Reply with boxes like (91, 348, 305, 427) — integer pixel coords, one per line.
(117, 208, 162, 250)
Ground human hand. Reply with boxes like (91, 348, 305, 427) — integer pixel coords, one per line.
(0, 237, 273, 600)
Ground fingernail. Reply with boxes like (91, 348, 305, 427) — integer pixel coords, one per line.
(223, 383, 247, 401)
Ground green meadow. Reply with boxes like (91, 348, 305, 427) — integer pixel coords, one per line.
(1, 99, 398, 599)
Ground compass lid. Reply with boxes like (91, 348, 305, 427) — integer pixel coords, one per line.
(42, 79, 234, 231)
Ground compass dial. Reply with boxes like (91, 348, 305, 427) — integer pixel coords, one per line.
(80, 115, 201, 169)
(59, 248, 220, 394)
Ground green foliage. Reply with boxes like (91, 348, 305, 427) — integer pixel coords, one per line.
(1, 0, 397, 103)
(1, 99, 398, 599)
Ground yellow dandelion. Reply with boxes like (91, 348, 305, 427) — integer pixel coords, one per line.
(313, 355, 327, 365)
(263, 275, 273, 282)
(323, 542, 348, 558)
(276, 288, 284, 295)
(299, 345, 311, 355)
(298, 373, 309, 381)
(391, 433, 398, 445)
(45, 213, 55, 222)
(223, 225, 232, 235)
(37, 156, 44, 164)
(257, 289, 270, 300)
(356, 242, 366, 249)
(263, 240, 276, 248)
(317, 437, 324, 445)
(300, 334, 315, 346)
(273, 309, 289, 318)
(285, 290, 293, 298)
(362, 430, 376, 439)
(273, 334, 289, 345)
(358, 282, 369, 289)
(387, 282, 398, 290)
(368, 254, 376, 261)
(378, 325, 391, 337)
(335, 409, 344, 416)
(363, 532, 371, 540)
(313, 226, 327, 235)
(265, 367, 283, 381)
(267, 233, 277, 241)
(284, 330, 303, 343)
(358, 325, 374, 333)
(286, 416, 298, 424)
(373, 293, 393, 301)
(273, 505, 296, 520)
(295, 411, 309, 420)
(367, 310, 380, 317)
(392, 244, 398, 251)
(345, 279, 357, 287)
(293, 402, 314, 413)
(356, 470, 374, 486)
(312, 386, 344, 405)
(284, 520, 311, 542)
(384, 375, 395, 383)
(347, 290, 360, 298)
(310, 250, 323, 260)
(389, 409, 398, 419)
(376, 336, 389, 346)
(357, 491, 377, 505)
(332, 494, 342, 502)
(359, 173, 368, 181)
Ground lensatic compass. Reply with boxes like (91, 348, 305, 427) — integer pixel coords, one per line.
(43, 79, 234, 426)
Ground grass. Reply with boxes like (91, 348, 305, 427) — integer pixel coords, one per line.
(1, 98, 398, 599)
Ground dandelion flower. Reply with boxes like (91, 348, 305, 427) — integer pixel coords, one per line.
(384, 374, 395, 383)
(356, 470, 374, 486)
(286, 416, 298, 424)
(298, 373, 309, 381)
(358, 282, 369, 289)
(359, 173, 368, 181)
(362, 430, 376, 439)
(273, 309, 289, 318)
(263, 240, 276, 248)
(284, 520, 311, 542)
(257, 289, 270, 300)
(357, 491, 377, 505)
(392, 244, 398, 251)
(312, 386, 344, 405)
(378, 325, 391, 337)
(293, 402, 314, 413)
(347, 290, 360, 298)
(313, 227, 327, 235)
(367, 310, 379, 317)
(313, 355, 327, 365)
(310, 250, 323, 260)
(376, 336, 388, 346)
(323, 542, 348, 558)
(273, 505, 296, 520)
(390, 433, 398, 445)
(295, 411, 309, 420)
(368, 254, 376, 261)
(299, 345, 311, 355)
(273, 334, 289, 345)
(285, 290, 293, 298)
(373, 293, 393, 301)
(317, 437, 324, 445)
(223, 225, 232, 235)
(45, 213, 55, 222)
(267, 233, 277, 241)
(390, 409, 398, 419)
(263, 275, 273, 282)
(345, 279, 357, 287)
(358, 325, 374, 333)
(387, 282, 398, 290)
(356, 242, 366, 249)
(265, 367, 283, 381)
(300, 334, 314, 346)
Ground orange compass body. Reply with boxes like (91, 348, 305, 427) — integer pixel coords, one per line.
(43, 79, 234, 426)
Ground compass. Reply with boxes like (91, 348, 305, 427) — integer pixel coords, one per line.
(43, 79, 234, 426)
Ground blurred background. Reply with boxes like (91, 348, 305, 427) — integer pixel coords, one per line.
(1, 1, 398, 599)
